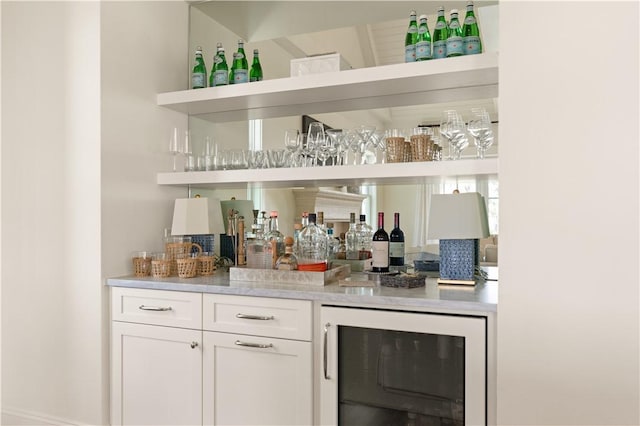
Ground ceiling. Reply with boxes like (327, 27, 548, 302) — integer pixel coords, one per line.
(191, 1, 499, 128)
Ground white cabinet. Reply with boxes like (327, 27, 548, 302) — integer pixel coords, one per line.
(202, 331, 312, 426)
(202, 294, 313, 425)
(111, 288, 313, 426)
(111, 288, 204, 426)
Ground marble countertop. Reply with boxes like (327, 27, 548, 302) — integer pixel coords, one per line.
(107, 271, 497, 315)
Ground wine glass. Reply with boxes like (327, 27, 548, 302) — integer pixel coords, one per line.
(440, 110, 468, 160)
(355, 125, 377, 165)
(325, 129, 344, 166)
(284, 129, 300, 155)
(467, 108, 494, 159)
(168, 127, 182, 172)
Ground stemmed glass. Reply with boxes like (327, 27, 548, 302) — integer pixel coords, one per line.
(467, 108, 494, 159)
(306, 122, 325, 166)
(325, 129, 344, 166)
(440, 110, 468, 160)
(168, 127, 181, 172)
(356, 125, 377, 165)
(284, 129, 301, 167)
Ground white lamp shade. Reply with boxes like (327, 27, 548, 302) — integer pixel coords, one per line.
(427, 192, 490, 240)
(171, 198, 211, 236)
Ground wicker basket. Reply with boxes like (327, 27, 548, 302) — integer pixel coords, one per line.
(132, 256, 152, 277)
(176, 257, 198, 278)
(410, 134, 434, 162)
(385, 137, 406, 163)
(198, 255, 217, 276)
(166, 242, 202, 275)
(151, 259, 172, 278)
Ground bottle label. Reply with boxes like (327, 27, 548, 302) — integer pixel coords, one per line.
(446, 37, 463, 56)
(389, 242, 405, 258)
(464, 16, 477, 25)
(435, 21, 446, 30)
(408, 27, 418, 34)
(463, 36, 482, 55)
(371, 241, 389, 268)
(237, 52, 245, 59)
(433, 40, 447, 58)
(214, 70, 228, 85)
(191, 73, 205, 88)
(416, 41, 432, 60)
(405, 45, 416, 62)
(214, 56, 223, 64)
(233, 69, 248, 84)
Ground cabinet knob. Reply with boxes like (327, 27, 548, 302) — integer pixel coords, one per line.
(190, 341, 199, 349)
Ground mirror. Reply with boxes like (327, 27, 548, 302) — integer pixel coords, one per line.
(188, 1, 499, 265)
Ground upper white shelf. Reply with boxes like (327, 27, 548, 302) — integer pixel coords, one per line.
(157, 158, 498, 189)
(157, 52, 499, 123)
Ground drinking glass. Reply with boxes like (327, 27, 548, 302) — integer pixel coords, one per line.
(325, 129, 344, 166)
(356, 125, 377, 165)
(440, 110, 468, 160)
(299, 134, 316, 167)
(284, 129, 300, 157)
(168, 127, 182, 172)
(467, 108, 494, 159)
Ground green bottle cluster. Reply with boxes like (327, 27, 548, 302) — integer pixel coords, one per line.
(405, 1, 482, 62)
(191, 40, 263, 89)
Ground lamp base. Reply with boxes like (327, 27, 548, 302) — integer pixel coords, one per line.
(437, 278, 476, 286)
(438, 239, 477, 284)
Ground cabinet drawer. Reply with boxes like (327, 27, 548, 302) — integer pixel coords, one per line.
(203, 294, 312, 341)
(112, 287, 202, 329)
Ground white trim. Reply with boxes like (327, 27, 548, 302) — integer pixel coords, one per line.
(2, 407, 89, 426)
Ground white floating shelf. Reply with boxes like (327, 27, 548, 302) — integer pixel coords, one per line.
(157, 158, 498, 189)
(157, 53, 499, 122)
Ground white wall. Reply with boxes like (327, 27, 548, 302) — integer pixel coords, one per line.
(100, 1, 188, 421)
(1, 2, 103, 424)
(1, 2, 189, 425)
(498, 2, 639, 424)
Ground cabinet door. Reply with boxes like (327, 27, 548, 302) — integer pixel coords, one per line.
(203, 331, 312, 426)
(111, 321, 202, 426)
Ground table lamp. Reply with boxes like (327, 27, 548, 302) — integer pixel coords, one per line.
(171, 196, 217, 253)
(427, 192, 490, 285)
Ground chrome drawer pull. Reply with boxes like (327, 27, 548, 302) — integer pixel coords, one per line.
(235, 340, 274, 349)
(138, 305, 173, 312)
(235, 313, 274, 321)
(323, 322, 331, 380)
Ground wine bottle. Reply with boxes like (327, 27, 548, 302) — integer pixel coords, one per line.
(371, 212, 389, 273)
(389, 212, 405, 266)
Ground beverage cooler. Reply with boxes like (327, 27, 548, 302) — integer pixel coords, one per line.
(320, 306, 486, 425)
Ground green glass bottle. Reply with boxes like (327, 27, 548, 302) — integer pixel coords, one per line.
(250, 49, 263, 82)
(415, 14, 432, 61)
(229, 52, 238, 84)
(211, 42, 229, 87)
(191, 46, 207, 89)
(462, 1, 482, 55)
(432, 6, 448, 59)
(446, 9, 464, 57)
(231, 40, 249, 84)
(404, 10, 418, 63)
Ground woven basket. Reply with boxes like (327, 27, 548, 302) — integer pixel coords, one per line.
(132, 257, 152, 277)
(176, 257, 198, 278)
(198, 255, 217, 276)
(151, 259, 172, 278)
(410, 134, 434, 162)
(166, 242, 202, 275)
(385, 137, 406, 163)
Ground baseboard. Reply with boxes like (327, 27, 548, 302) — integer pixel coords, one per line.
(2, 407, 84, 426)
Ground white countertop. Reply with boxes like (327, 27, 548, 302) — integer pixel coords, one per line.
(107, 271, 497, 315)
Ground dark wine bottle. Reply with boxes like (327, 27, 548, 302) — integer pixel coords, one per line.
(389, 212, 405, 266)
(371, 212, 389, 273)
